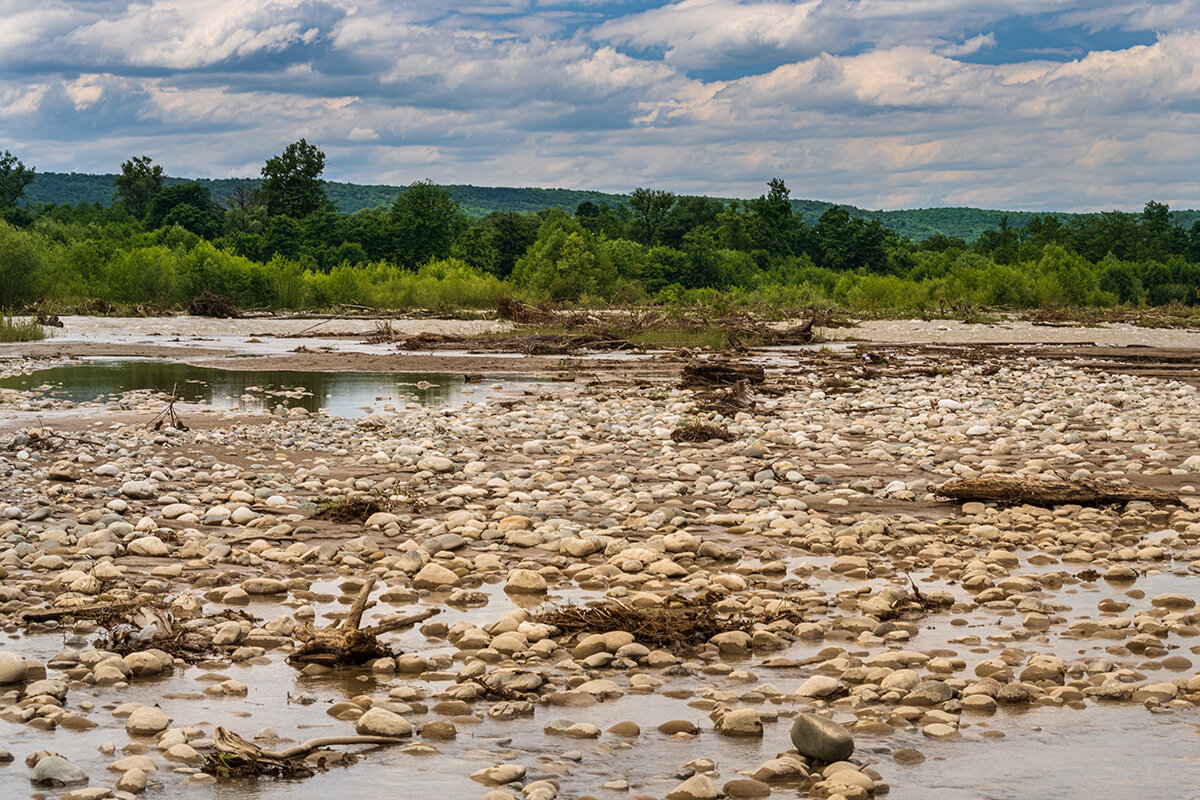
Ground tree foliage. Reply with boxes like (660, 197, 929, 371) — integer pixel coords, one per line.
(260, 139, 328, 218)
(113, 156, 164, 220)
(390, 180, 466, 269)
(0, 150, 35, 210)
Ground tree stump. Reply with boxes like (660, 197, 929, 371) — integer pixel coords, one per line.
(287, 578, 439, 666)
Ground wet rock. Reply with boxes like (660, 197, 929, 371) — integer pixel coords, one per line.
(903, 680, 955, 706)
(607, 721, 640, 737)
(117, 766, 148, 793)
(923, 723, 959, 739)
(797, 675, 841, 698)
(125, 706, 170, 736)
(716, 708, 763, 737)
(790, 713, 854, 762)
(504, 569, 548, 594)
(470, 763, 527, 786)
(751, 756, 809, 783)
(242, 577, 288, 594)
(355, 707, 413, 737)
(667, 774, 718, 800)
(724, 778, 771, 798)
(893, 748, 925, 765)
(0, 651, 28, 683)
(30, 754, 88, 786)
(412, 562, 460, 589)
(419, 720, 456, 739)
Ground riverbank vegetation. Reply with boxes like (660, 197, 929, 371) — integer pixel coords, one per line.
(3, 145, 1200, 316)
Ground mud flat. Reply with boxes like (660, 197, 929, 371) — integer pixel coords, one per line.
(1, 318, 1199, 800)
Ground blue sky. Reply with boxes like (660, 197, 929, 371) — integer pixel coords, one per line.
(1, 0, 1199, 211)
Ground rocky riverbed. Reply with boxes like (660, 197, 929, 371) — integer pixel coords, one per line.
(1, 323, 1199, 800)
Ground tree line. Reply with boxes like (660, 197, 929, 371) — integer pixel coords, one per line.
(3, 143, 1200, 311)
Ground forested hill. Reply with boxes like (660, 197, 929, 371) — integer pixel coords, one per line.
(21, 171, 1200, 242)
(20, 172, 624, 220)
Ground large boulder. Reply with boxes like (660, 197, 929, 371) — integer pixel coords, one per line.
(790, 713, 854, 762)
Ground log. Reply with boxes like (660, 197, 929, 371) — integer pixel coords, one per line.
(207, 727, 404, 779)
(938, 475, 1180, 508)
(215, 727, 403, 761)
(287, 578, 440, 666)
(681, 360, 766, 387)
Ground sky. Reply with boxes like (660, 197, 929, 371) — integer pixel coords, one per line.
(1, 0, 1199, 211)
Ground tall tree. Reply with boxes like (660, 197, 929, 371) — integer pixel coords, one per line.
(390, 180, 466, 268)
(260, 139, 328, 218)
(113, 155, 163, 219)
(628, 187, 675, 245)
(0, 150, 35, 210)
(748, 178, 804, 256)
(146, 183, 224, 239)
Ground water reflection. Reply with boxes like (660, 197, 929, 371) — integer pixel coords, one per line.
(0, 359, 550, 417)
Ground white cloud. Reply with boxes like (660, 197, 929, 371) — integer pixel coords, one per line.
(936, 32, 996, 57)
(3, 0, 1200, 210)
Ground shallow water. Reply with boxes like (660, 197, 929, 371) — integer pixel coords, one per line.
(0, 358, 555, 417)
(884, 704, 1200, 800)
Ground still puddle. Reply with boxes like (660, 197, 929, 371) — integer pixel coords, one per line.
(0, 358, 558, 418)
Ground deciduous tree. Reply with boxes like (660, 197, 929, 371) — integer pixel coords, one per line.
(0, 150, 35, 210)
(260, 139, 328, 218)
(113, 155, 163, 220)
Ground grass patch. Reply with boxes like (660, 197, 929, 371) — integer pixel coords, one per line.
(0, 316, 47, 342)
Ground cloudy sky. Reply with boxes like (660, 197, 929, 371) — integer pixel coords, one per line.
(2, 0, 1199, 211)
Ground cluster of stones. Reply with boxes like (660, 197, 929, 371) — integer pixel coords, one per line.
(1, 350, 1199, 798)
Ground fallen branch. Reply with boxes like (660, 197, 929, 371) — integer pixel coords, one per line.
(288, 578, 440, 666)
(938, 475, 1180, 508)
(147, 384, 188, 432)
(206, 727, 403, 779)
(681, 360, 765, 387)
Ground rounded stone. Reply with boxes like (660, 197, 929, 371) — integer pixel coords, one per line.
(790, 713, 854, 762)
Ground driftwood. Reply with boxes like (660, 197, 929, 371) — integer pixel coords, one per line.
(288, 578, 440, 666)
(681, 360, 765, 387)
(533, 591, 803, 652)
(939, 475, 1180, 508)
(206, 727, 403, 779)
(672, 421, 735, 443)
(188, 291, 241, 318)
(147, 384, 188, 432)
(497, 295, 553, 323)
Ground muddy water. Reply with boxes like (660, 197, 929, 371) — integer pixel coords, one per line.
(0, 358, 555, 417)
(4, 563, 1196, 799)
(883, 704, 1198, 800)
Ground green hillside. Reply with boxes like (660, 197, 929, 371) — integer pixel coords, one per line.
(19, 171, 1199, 242)
(20, 172, 628, 218)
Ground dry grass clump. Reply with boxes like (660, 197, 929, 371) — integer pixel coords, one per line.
(671, 420, 735, 443)
(534, 592, 803, 652)
(313, 494, 396, 522)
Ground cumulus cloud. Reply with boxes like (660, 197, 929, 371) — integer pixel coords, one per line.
(936, 33, 996, 57)
(2, 0, 1200, 209)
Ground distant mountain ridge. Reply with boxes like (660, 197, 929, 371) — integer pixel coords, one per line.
(21, 171, 1200, 242)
